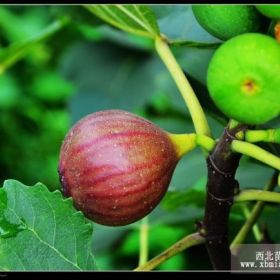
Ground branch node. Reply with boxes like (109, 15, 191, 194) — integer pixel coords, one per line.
(225, 128, 237, 141)
(208, 155, 234, 178)
(208, 190, 234, 206)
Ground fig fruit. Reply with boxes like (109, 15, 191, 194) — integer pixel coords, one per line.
(207, 33, 280, 125)
(192, 5, 267, 40)
(58, 110, 191, 226)
(256, 5, 280, 19)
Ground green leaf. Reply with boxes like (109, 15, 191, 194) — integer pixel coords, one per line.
(85, 4, 160, 39)
(0, 17, 69, 74)
(0, 180, 95, 271)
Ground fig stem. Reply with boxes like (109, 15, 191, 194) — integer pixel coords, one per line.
(155, 36, 212, 139)
(231, 140, 280, 171)
(234, 189, 280, 204)
(245, 128, 280, 144)
(228, 119, 240, 130)
(168, 133, 197, 158)
(134, 232, 205, 271)
(138, 217, 149, 266)
(231, 172, 278, 250)
(196, 134, 216, 153)
(240, 204, 262, 242)
(169, 133, 216, 158)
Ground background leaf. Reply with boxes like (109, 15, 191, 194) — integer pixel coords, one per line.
(0, 17, 68, 73)
(0, 180, 95, 271)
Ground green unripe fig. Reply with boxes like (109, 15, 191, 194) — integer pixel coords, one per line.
(256, 5, 280, 19)
(207, 33, 280, 125)
(192, 5, 268, 40)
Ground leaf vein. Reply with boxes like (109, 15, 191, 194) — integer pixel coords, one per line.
(116, 5, 153, 34)
(8, 206, 82, 271)
(133, 5, 157, 34)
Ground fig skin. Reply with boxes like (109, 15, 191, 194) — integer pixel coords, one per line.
(256, 5, 280, 19)
(58, 110, 179, 226)
(192, 5, 268, 41)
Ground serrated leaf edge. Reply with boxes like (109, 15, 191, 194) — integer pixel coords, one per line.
(1, 180, 95, 271)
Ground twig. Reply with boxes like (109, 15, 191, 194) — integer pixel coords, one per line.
(234, 189, 280, 204)
(231, 140, 280, 171)
(231, 172, 278, 249)
(134, 232, 204, 271)
(138, 217, 149, 266)
(155, 36, 211, 138)
(240, 204, 262, 242)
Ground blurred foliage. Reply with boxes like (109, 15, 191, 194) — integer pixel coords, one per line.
(0, 4, 279, 271)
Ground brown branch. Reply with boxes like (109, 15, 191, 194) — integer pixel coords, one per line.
(202, 123, 249, 270)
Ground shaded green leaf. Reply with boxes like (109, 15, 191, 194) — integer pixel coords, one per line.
(0, 17, 69, 73)
(162, 177, 207, 211)
(0, 180, 95, 271)
(85, 4, 159, 39)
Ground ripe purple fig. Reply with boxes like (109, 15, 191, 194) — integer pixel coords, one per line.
(58, 110, 194, 226)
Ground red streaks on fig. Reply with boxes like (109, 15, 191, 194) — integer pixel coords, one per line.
(58, 110, 179, 226)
